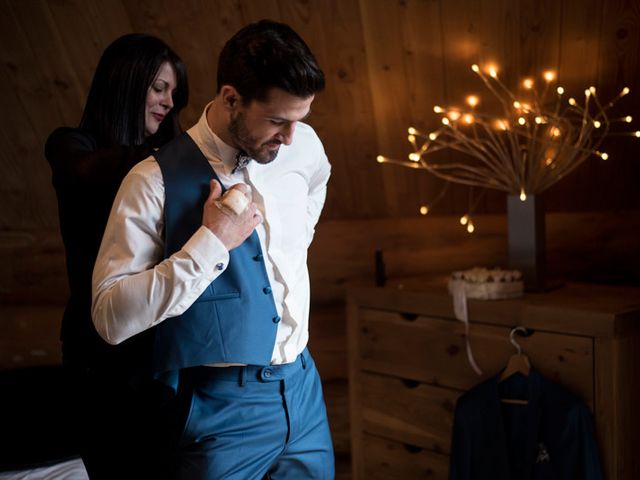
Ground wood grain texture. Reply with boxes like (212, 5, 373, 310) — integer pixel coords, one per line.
(0, 305, 64, 369)
(308, 210, 640, 304)
(361, 432, 449, 480)
(360, 372, 460, 455)
(357, 307, 594, 403)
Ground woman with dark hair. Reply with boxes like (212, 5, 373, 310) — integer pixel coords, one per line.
(44, 33, 188, 479)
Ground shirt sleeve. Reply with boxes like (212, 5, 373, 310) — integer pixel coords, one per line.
(91, 159, 230, 345)
(305, 141, 331, 246)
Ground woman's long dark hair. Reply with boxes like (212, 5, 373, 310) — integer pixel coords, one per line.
(79, 33, 188, 148)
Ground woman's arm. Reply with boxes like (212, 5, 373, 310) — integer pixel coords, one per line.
(44, 127, 151, 187)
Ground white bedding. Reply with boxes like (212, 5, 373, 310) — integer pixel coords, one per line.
(0, 458, 88, 480)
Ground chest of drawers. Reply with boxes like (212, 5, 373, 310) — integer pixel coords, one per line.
(347, 281, 640, 479)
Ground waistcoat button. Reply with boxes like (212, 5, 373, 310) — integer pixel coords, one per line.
(272, 316, 281, 324)
(263, 286, 272, 294)
(253, 253, 264, 261)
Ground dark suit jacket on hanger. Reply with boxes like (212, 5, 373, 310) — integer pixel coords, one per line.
(449, 369, 603, 480)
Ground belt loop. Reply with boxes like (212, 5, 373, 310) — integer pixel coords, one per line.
(239, 366, 247, 387)
(300, 352, 307, 370)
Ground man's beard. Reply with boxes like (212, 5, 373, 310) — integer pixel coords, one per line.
(228, 112, 280, 163)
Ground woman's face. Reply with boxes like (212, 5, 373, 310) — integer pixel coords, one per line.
(145, 61, 177, 137)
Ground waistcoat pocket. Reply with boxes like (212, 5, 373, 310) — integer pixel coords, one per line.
(195, 289, 240, 303)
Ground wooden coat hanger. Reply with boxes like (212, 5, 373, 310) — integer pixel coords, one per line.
(499, 326, 531, 405)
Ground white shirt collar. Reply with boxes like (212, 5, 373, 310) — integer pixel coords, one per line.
(189, 101, 242, 176)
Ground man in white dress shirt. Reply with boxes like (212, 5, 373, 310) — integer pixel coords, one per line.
(91, 20, 333, 479)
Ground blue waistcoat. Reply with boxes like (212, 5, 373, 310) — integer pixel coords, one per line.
(153, 133, 279, 383)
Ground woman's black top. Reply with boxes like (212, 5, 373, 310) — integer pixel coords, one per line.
(45, 127, 151, 373)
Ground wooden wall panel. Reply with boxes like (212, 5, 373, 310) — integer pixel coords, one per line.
(45, 0, 134, 93)
(359, 0, 440, 216)
(287, 0, 385, 219)
(588, 0, 640, 212)
(0, 1, 62, 229)
(121, 0, 240, 126)
(308, 210, 640, 305)
(557, 0, 603, 88)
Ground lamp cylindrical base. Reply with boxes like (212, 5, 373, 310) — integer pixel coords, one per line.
(507, 194, 546, 291)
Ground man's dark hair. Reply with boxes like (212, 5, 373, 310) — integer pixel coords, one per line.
(217, 20, 325, 103)
(80, 33, 189, 148)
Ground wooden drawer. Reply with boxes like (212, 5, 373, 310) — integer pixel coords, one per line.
(361, 432, 449, 479)
(359, 372, 460, 454)
(357, 308, 594, 405)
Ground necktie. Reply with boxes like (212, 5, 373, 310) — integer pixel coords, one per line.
(232, 150, 251, 174)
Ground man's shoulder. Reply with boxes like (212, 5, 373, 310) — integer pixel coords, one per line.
(290, 121, 326, 157)
(295, 121, 322, 142)
(126, 156, 163, 185)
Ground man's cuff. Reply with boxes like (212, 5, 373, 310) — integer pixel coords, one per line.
(182, 226, 230, 272)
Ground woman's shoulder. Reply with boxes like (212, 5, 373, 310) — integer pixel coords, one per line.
(44, 127, 98, 159)
(46, 126, 94, 143)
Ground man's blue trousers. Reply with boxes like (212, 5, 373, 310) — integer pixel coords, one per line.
(176, 349, 334, 479)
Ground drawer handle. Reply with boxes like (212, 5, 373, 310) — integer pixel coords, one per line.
(401, 379, 420, 389)
(403, 443, 423, 454)
(400, 312, 418, 321)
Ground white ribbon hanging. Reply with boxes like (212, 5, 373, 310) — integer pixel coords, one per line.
(448, 268, 524, 376)
(449, 279, 484, 376)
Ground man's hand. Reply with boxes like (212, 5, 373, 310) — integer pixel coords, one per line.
(202, 180, 262, 250)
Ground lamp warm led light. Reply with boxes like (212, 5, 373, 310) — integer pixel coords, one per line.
(462, 114, 475, 124)
(376, 64, 637, 232)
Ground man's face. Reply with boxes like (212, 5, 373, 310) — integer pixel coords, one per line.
(228, 88, 314, 164)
